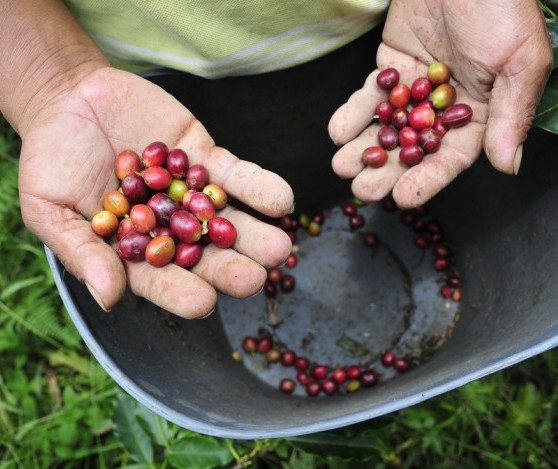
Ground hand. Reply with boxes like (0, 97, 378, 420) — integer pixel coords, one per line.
(329, 0, 553, 208)
(18, 67, 294, 318)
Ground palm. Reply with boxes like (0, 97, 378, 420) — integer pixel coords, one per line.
(329, 0, 551, 208)
(19, 67, 293, 317)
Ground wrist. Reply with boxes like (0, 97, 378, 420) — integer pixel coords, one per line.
(0, 0, 110, 136)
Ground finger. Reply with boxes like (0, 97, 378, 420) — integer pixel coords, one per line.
(80, 70, 295, 218)
(191, 245, 267, 299)
(217, 205, 292, 268)
(180, 143, 295, 218)
(124, 258, 218, 319)
(20, 200, 126, 312)
(484, 44, 552, 174)
(328, 43, 430, 146)
(331, 124, 380, 178)
(392, 122, 485, 208)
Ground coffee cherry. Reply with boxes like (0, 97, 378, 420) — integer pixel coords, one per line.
(431, 83, 456, 110)
(297, 213, 310, 228)
(447, 274, 462, 287)
(285, 252, 298, 268)
(427, 62, 451, 85)
(341, 202, 359, 217)
(440, 285, 453, 298)
(311, 365, 329, 380)
(267, 267, 282, 283)
(115, 150, 141, 180)
(376, 67, 400, 90)
(346, 379, 361, 393)
(186, 164, 209, 191)
(281, 350, 297, 366)
(116, 217, 136, 241)
(295, 357, 310, 372)
(312, 212, 325, 225)
(410, 77, 432, 102)
(129, 204, 157, 234)
(242, 336, 258, 353)
(145, 235, 175, 267)
(432, 116, 449, 137)
(174, 242, 203, 269)
(360, 370, 378, 387)
(279, 378, 296, 394)
(266, 348, 281, 363)
(394, 357, 410, 373)
(349, 213, 365, 230)
(345, 365, 362, 380)
(121, 173, 149, 204)
(202, 183, 228, 210)
(305, 381, 321, 397)
(362, 232, 380, 247)
(91, 210, 119, 237)
(441, 103, 473, 128)
(170, 210, 202, 243)
(389, 84, 411, 108)
(399, 145, 424, 167)
(189, 192, 216, 223)
(382, 351, 395, 367)
(452, 289, 462, 302)
(434, 257, 449, 271)
(148, 193, 181, 227)
(362, 146, 388, 168)
(408, 105, 435, 130)
(143, 166, 172, 191)
(398, 126, 419, 147)
(414, 234, 431, 249)
(377, 126, 399, 151)
(166, 148, 189, 178)
(435, 244, 450, 258)
(297, 372, 311, 385)
(374, 101, 394, 125)
(166, 179, 188, 202)
(391, 108, 409, 130)
(142, 141, 168, 167)
(207, 217, 237, 248)
(264, 280, 277, 298)
(102, 189, 130, 218)
(279, 274, 296, 293)
(117, 232, 151, 262)
(332, 368, 347, 383)
(418, 128, 442, 154)
(321, 378, 338, 395)
(257, 336, 273, 353)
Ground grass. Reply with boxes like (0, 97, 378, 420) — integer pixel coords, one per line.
(1, 116, 558, 469)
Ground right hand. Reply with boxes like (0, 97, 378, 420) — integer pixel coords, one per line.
(18, 67, 294, 318)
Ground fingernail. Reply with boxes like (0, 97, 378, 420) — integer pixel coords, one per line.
(85, 282, 111, 312)
(513, 145, 523, 175)
(198, 307, 215, 319)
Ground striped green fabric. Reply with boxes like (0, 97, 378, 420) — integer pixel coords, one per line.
(63, 0, 389, 78)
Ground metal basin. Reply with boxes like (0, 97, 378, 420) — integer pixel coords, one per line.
(46, 28, 558, 438)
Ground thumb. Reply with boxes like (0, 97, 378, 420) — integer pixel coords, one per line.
(483, 51, 552, 175)
(22, 199, 126, 311)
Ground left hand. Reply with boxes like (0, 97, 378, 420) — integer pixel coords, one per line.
(329, 0, 553, 208)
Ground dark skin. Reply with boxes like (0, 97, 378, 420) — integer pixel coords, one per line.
(330, 0, 552, 207)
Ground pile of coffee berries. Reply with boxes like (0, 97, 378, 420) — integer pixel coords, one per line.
(91, 141, 237, 269)
(363, 62, 473, 168)
(241, 332, 382, 396)
(239, 195, 463, 397)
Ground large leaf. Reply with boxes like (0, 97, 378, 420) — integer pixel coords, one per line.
(166, 436, 232, 469)
(534, 78, 558, 133)
(135, 404, 171, 447)
(113, 395, 154, 465)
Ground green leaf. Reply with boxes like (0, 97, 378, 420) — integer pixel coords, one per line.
(166, 436, 233, 469)
(335, 335, 370, 357)
(136, 404, 171, 447)
(113, 395, 154, 465)
(288, 431, 381, 460)
(534, 81, 558, 132)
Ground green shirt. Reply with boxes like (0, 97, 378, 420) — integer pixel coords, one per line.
(63, 0, 388, 77)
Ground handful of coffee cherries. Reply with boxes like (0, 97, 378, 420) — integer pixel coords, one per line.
(362, 61, 473, 168)
(91, 142, 237, 269)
